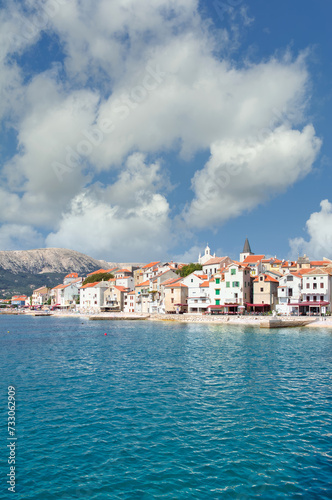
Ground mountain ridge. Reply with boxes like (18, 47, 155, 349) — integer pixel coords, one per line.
(0, 248, 111, 274)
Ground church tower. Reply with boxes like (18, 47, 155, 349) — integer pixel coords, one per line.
(240, 237, 253, 262)
(198, 244, 215, 265)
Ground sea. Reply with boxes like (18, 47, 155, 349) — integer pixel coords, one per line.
(0, 316, 331, 499)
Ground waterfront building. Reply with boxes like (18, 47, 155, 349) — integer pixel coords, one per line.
(164, 280, 188, 313)
(209, 262, 252, 313)
(51, 282, 80, 308)
(11, 295, 28, 306)
(277, 272, 302, 315)
(187, 279, 210, 313)
(295, 267, 332, 315)
(102, 285, 127, 312)
(252, 274, 279, 312)
(32, 286, 51, 306)
(135, 280, 151, 313)
(79, 281, 109, 311)
(123, 291, 136, 313)
(147, 270, 179, 314)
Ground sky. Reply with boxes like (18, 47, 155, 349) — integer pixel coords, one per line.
(0, 0, 332, 263)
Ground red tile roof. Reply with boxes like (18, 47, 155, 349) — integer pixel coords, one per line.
(203, 257, 227, 266)
(254, 274, 279, 283)
(199, 281, 210, 287)
(242, 255, 265, 264)
(141, 261, 160, 269)
(135, 280, 150, 287)
(65, 272, 78, 278)
(80, 282, 99, 289)
(114, 269, 132, 274)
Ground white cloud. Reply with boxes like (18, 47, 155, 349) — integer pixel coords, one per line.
(45, 154, 172, 260)
(0, 224, 44, 251)
(289, 200, 332, 259)
(184, 124, 321, 228)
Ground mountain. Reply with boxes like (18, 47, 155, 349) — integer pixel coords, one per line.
(0, 248, 110, 275)
(0, 248, 111, 298)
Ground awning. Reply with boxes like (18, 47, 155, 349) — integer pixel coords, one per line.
(290, 301, 329, 307)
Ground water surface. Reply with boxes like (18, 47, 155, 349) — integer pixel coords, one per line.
(0, 316, 331, 499)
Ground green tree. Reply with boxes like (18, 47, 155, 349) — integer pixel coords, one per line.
(82, 273, 114, 286)
(176, 263, 203, 277)
(47, 297, 52, 305)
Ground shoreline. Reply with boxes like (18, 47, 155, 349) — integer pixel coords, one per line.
(2, 309, 332, 328)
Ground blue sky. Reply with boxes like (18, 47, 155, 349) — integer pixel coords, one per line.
(0, 0, 331, 262)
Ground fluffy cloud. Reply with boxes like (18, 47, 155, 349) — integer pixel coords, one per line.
(289, 200, 332, 259)
(46, 154, 172, 260)
(184, 124, 321, 228)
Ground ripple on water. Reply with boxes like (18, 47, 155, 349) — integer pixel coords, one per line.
(0, 317, 331, 499)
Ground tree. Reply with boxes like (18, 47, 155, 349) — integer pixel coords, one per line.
(176, 263, 203, 277)
(82, 273, 114, 286)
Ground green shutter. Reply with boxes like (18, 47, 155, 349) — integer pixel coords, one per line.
(215, 299, 220, 305)
(216, 289, 220, 295)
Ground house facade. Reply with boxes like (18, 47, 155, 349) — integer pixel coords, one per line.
(252, 274, 279, 312)
(277, 272, 302, 315)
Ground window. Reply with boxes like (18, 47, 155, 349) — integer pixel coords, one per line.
(215, 299, 220, 305)
(286, 276, 293, 281)
(226, 282, 230, 288)
(214, 268, 217, 274)
(215, 289, 220, 296)
(231, 268, 236, 275)
(215, 278, 220, 284)
(307, 296, 310, 301)
(244, 282, 247, 287)
(313, 283, 317, 289)
(191, 279, 193, 283)
(260, 287, 264, 292)
(282, 288, 285, 292)
(245, 293, 247, 299)
(313, 296, 317, 302)
(171, 289, 174, 293)
(260, 276, 264, 281)
(321, 296, 324, 301)
(171, 298, 174, 304)
(288, 289, 293, 297)
(306, 283, 310, 289)
(320, 283, 324, 289)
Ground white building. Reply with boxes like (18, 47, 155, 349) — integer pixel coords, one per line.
(79, 281, 109, 311)
(209, 262, 251, 313)
(115, 276, 135, 291)
(187, 279, 210, 313)
(51, 282, 80, 308)
(277, 272, 302, 315)
(297, 267, 332, 315)
(123, 291, 136, 313)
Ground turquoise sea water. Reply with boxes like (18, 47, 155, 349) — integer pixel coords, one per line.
(0, 316, 331, 499)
